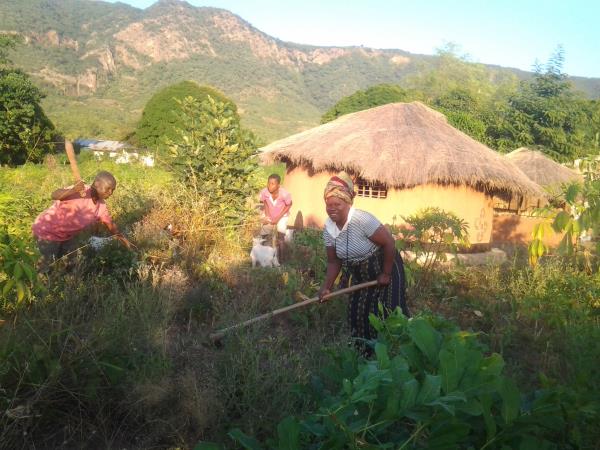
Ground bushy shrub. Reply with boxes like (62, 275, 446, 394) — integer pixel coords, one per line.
(393, 207, 469, 294)
(0, 68, 59, 166)
(135, 81, 237, 150)
(168, 95, 260, 225)
(529, 158, 599, 270)
(0, 35, 59, 166)
(321, 84, 421, 123)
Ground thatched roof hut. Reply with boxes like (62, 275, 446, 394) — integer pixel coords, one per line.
(262, 102, 540, 197)
(506, 147, 582, 189)
(492, 148, 582, 245)
(261, 102, 541, 245)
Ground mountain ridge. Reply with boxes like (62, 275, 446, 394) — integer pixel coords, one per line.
(2, 0, 599, 142)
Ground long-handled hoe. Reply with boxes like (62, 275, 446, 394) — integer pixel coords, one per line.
(209, 280, 378, 342)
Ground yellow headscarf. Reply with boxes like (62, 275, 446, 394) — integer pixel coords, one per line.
(324, 171, 355, 204)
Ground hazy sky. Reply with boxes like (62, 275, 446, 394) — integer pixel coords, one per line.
(104, 0, 600, 78)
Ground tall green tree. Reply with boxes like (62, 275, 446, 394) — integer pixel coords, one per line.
(135, 81, 237, 150)
(492, 47, 592, 159)
(433, 88, 490, 144)
(405, 43, 516, 102)
(0, 34, 17, 65)
(321, 84, 422, 123)
(168, 95, 259, 224)
(0, 34, 58, 166)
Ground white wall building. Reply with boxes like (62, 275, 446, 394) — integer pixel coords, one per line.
(76, 139, 155, 167)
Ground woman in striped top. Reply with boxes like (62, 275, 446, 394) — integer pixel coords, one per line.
(318, 172, 409, 350)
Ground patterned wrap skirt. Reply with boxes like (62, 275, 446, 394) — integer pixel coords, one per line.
(343, 248, 409, 341)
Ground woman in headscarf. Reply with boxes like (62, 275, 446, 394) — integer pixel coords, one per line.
(318, 172, 409, 350)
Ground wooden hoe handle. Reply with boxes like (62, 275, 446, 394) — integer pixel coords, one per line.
(65, 139, 86, 197)
(65, 139, 82, 182)
(209, 280, 378, 342)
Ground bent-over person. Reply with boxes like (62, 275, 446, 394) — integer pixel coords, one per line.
(317, 172, 409, 352)
(32, 171, 132, 270)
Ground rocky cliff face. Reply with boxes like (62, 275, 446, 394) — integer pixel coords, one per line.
(113, 19, 216, 62)
(34, 67, 98, 95)
(3, 0, 597, 141)
(28, 30, 80, 50)
(3, 0, 412, 94)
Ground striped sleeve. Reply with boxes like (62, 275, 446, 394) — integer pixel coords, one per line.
(357, 210, 382, 237)
(323, 228, 334, 247)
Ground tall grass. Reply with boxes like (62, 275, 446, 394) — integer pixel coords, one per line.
(1, 159, 599, 448)
(422, 261, 600, 396)
(0, 159, 348, 448)
(0, 268, 174, 448)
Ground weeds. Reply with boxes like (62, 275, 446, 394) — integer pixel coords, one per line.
(0, 229, 39, 311)
(1, 159, 599, 448)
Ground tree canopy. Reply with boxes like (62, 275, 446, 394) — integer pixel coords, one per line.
(321, 84, 422, 124)
(321, 47, 600, 161)
(135, 81, 237, 150)
(492, 48, 598, 159)
(0, 34, 58, 166)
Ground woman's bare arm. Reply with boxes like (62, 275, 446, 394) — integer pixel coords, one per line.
(319, 246, 342, 300)
(369, 225, 396, 285)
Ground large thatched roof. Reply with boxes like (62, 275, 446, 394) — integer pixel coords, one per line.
(261, 102, 541, 197)
(506, 148, 582, 188)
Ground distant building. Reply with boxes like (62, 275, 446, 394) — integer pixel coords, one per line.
(75, 139, 155, 167)
(497, 147, 582, 213)
(492, 148, 582, 246)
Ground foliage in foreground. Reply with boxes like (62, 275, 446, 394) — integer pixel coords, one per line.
(0, 228, 39, 311)
(439, 261, 600, 395)
(1, 159, 599, 449)
(529, 158, 599, 269)
(213, 312, 598, 450)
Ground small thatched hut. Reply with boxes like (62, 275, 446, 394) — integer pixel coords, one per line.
(496, 147, 583, 211)
(507, 148, 582, 188)
(492, 148, 582, 245)
(506, 147, 582, 193)
(261, 102, 540, 245)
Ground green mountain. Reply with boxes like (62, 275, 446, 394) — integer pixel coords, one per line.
(2, 0, 599, 143)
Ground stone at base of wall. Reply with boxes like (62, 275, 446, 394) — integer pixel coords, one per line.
(402, 248, 507, 267)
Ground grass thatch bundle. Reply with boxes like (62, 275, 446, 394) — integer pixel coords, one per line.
(506, 147, 582, 189)
(261, 102, 541, 197)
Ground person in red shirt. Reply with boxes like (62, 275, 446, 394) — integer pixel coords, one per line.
(32, 171, 132, 269)
(259, 174, 292, 261)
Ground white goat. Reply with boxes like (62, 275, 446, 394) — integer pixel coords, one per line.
(250, 237, 279, 268)
(284, 229, 294, 243)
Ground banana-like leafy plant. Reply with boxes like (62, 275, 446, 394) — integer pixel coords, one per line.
(529, 157, 599, 270)
(0, 228, 39, 311)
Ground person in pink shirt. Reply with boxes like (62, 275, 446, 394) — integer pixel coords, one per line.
(32, 171, 132, 269)
(259, 174, 292, 260)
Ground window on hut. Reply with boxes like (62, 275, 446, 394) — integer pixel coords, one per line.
(356, 179, 388, 199)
